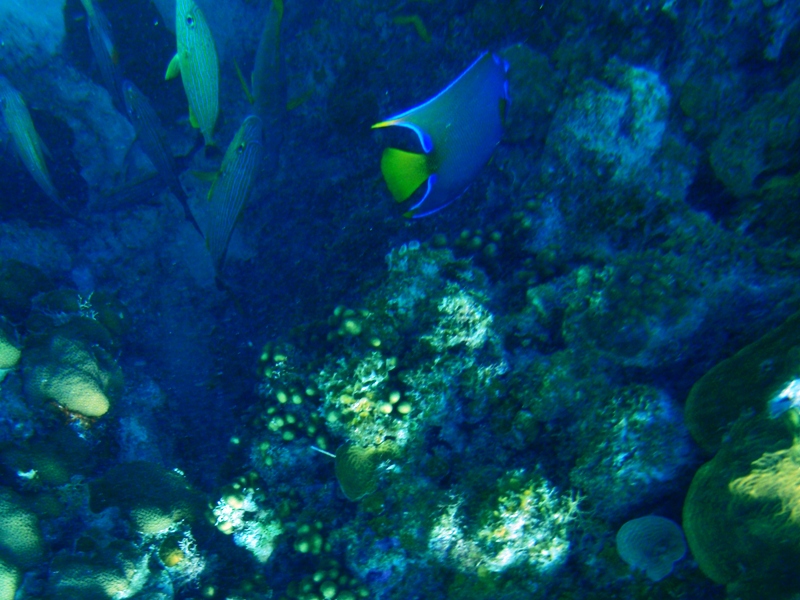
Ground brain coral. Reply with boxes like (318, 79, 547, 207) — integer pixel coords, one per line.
(616, 515, 686, 581)
(0, 320, 20, 370)
(682, 416, 800, 596)
(0, 487, 44, 568)
(0, 557, 18, 600)
(23, 330, 123, 418)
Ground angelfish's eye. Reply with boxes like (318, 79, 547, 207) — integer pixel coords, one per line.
(186, 15, 195, 27)
(237, 143, 246, 154)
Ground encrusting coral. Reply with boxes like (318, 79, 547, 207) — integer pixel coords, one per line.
(89, 461, 205, 536)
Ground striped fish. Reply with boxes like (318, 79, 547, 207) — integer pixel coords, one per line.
(80, 0, 125, 112)
(251, 0, 286, 157)
(122, 79, 202, 236)
(204, 115, 263, 272)
(0, 77, 64, 210)
(165, 0, 219, 147)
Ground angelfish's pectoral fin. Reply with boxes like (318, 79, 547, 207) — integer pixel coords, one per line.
(165, 53, 181, 80)
(380, 147, 430, 203)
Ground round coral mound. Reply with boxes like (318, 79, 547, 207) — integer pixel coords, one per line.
(616, 515, 686, 581)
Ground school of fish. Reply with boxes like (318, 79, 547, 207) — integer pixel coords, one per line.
(0, 0, 509, 275)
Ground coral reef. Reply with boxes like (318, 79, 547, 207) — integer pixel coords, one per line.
(2, 0, 800, 598)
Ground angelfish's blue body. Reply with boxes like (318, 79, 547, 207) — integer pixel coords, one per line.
(372, 52, 509, 217)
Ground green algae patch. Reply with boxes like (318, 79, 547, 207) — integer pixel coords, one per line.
(685, 309, 800, 454)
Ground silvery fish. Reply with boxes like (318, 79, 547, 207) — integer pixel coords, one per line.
(165, 0, 219, 147)
(204, 115, 263, 272)
(80, 0, 125, 112)
(251, 0, 286, 157)
(122, 79, 202, 236)
(0, 77, 65, 210)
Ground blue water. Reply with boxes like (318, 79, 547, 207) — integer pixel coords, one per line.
(0, 0, 798, 597)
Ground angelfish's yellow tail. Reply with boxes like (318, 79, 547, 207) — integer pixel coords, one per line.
(380, 147, 430, 203)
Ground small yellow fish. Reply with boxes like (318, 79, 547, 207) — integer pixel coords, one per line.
(0, 77, 62, 208)
(165, 0, 219, 146)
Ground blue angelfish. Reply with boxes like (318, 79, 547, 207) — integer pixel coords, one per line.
(372, 52, 509, 217)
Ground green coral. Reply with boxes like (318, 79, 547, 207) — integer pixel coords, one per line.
(683, 416, 799, 597)
(0, 557, 18, 600)
(47, 540, 148, 599)
(2, 427, 94, 488)
(685, 308, 800, 454)
(0, 487, 44, 568)
(682, 309, 800, 598)
(280, 556, 368, 600)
